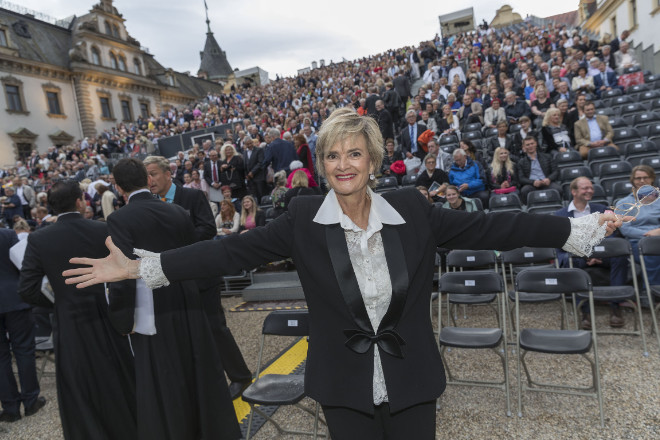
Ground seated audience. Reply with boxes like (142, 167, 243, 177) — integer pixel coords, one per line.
(541, 108, 573, 156)
(284, 169, 320, 211)
(614, 41, 640, 74)
(381, 138, 405, 182)
(416, 154, 449, 200)
(442, 185, 480, 211)
(238, 195, 265, 233)
(488, 147, 519, 193)
(574, 101, 618, 159)
(593, 60, 622, 98)
(516, 136, 561, 204)
(448, 149, 490, 209)
(484, 98, 506, 128)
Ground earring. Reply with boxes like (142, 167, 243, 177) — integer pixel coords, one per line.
(369, 174, 375, 181)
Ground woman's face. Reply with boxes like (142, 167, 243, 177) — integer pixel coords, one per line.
(536, 87, 546, 98)
(443, 105, 451, 115)
(183, 173, 191, 184)
(191, 170, 200, 180)
(418, 188, 429, 199)
(492, 100, 500, 110)
(446, 189, 459, 204)
(550, 112, 560, 125)
(498, 149, 509, 163)
(385, 142, 394, 153)
(225, 146, 234, 157)
(220, 202, 230, 214)
(460, 142, 469, 152)
(425, 158, 436, 172)
(521, 119, 530, 130)
(498, 124, 507, 136)
(323, 135, 372, 200)
(633, 170, 653, 190)
(242, 197, 253, 210)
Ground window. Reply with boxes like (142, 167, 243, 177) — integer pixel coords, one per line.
(630, 0, 638, 27)
(118, 55, 126, 72)
(100, 97, 113, 119)
(120, 100, 132, 122)
(0, 29, 7, 47)
(167, 75, 175, 86)
(134, 58, 142, 75)
(16, 143, 33, 161)
(46, 92, 61, 115)
(112, 24, 120, 38)
(91, 47, 101, 65)
(6, 85, 22, 111)
(139, 101, 149, 118)
(109, 52, 118, 69)
(104, 21, 112, 35)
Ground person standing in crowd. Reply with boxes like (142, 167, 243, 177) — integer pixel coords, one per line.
(244, 136, 266, 204)
(2, 186, 23, 228)
(98, 158, 241, 439)
(0, 226, 45, 424)
(263, 127, 298, 174)
(12, 178, 35, 220)
(64, 108, 625, 439)
(143, 156, 253, 399)
(18, 180, 135, 438)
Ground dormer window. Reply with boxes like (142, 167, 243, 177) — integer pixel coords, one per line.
(91, 47, 101, 65)
(0, 30, 7, 47)
(112, 24, 120, 38)
(134, 58, 142, 75)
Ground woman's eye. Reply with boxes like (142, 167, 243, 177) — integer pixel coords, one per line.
(350, 151, 362, 158)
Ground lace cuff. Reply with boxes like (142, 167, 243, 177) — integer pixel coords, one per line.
(562, 213, 607, 258)
(134, 248, 170, 289)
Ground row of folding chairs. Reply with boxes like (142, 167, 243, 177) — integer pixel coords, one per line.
(434, 237, 660, 427)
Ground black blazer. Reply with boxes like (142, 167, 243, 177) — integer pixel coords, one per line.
(400, 122, 427, 156)
(172, 184, 216, 242)
(245, 147, 265, 181)
(516, 152, 559, 186)
(203, 159, 222, 187)
(18, 213, 137, 439)
(159, 188, 571, 414)
(0, 229, 24, 313)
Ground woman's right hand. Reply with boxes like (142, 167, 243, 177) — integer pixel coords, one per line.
(63, 236, 139, 288)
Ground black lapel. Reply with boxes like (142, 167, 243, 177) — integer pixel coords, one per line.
(378, 225, 409, 332)
(325, 224, 373, 334)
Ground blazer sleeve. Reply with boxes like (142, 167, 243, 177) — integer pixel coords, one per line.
(574, 120, 590, 149)
(600, 117, 614, 142)
(161, 199, 298, 283)
(18, 235, 52, 308)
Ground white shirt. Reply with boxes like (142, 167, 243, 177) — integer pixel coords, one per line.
(567, 201, 592, 219)
(313, 188, 405, 404)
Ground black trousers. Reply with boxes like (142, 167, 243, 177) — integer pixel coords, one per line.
(0, 308, 39, 415)
(322, 400, 436, 440)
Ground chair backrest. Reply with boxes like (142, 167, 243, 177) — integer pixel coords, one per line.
(613, 127, 641, 143)
(439, 134, 459, 145)
(598, 161, 633, 178)
(401, 174, 417, 186)
(446, 249, 498, 270)
(608, 117, 628, 130)
(624, 140, 658, 158)
(559, 166, 592, 182)
(526, 188, 562, 206)
(611, 95, 632, 106)
(377, 176, 398, 188)
(262, 310, 310, 336)
(611, 180, 634, 201)
(509, 123, 522, 134)
(587, 146, 619, 162)
(628, 84, 649, 94)
(515, 267, 591, 295)
(439, 270, 504, 295)
(596, 107, 613, 116)
(602, 88, 623, 99)
(639, 236, 660, 256)
(464, 130, 482, 140)
(489, 193, 522, 210)
(633, 112, 660, 127)
(587, 237, 632, 259)
(464, 122, 483, 133)
(555, 149, 583, 165)
(640, 156, 660, 170)
(501, 247, 556, 266)
(484, 127, 499, 138)
(260, 195, 273, 207)
(471, 197, 484, 211)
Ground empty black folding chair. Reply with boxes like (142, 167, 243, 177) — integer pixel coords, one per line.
(514, 268, 604, 427)
(639, 237, 660, 354)
(489, 193, 522, 212)
(526, 189, 563, 214)
(438, 271, 511, 416)
(243, 310, 324, 439)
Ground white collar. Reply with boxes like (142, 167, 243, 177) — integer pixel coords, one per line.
(313, 188, 405, 236)
(567, 201, 590, 214)
(128, 188, 151, 201)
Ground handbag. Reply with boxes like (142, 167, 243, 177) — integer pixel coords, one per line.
(403, 157, 422, 177)
(493, 186, 517, 194)
(389, 160, 406, 175)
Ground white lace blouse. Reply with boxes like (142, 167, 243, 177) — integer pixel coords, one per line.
(135, 189, 608, 405)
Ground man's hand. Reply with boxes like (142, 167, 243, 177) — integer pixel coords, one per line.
(542, 178, 551, 186)
(405, 152, 413, 159)
(247, 172, 253, 179)
(458, 183, 469, 192)
(533, 180, 543, 188)
(586, 258, 603, 266)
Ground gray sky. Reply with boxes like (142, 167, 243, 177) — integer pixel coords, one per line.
(17, 0, 578, 79)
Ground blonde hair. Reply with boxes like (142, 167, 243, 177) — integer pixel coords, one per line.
(239, 195, 259, 227)
(12, 218, 30, 233)
(315, 107, 383, 189)
(291, 169, 309, 188)
(542, 108, 562, 127)
(490, 147, 515, 177)
(143, 156, 170, 173)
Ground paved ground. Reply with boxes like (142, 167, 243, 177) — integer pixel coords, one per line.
(4, 294, 660, 439)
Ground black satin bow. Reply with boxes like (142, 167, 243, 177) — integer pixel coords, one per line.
(344, 328, 406, 359)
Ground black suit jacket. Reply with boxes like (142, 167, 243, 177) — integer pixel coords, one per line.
(245, 146, 265, 181)
(172, 184, 216, 242)
(393, 76, 411, 99)
(400, 122, 427, 156)
(159, 188, 571, 414)
(516, 152, 559, 185)
(18, 214, 137, 439)
(0, 229, 24, 313)
(203, 160, 222, 187)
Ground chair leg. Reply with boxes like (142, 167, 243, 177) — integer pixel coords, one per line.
(245, 404, 256, 440)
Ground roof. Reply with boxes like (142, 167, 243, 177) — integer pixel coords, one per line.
(173, 72, 225, 97)
(0, 8, 72, 68)
(438, 7, 474, 23)
(544, 10, 579, 27)
(197, 31, 233, 80)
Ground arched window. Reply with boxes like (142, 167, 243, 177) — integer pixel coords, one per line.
(112, 24, 120, 38)
(91, 47, 101, 65)
(109, 52, 118, 69)
(134, 58, 142, 75)
(104, 21, 112, 35)
(118, 55, 126, 71)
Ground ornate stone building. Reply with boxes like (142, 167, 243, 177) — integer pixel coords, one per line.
(0, 0, 226, 166)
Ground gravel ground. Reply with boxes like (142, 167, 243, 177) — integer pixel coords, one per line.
(4, 294, 660, 439)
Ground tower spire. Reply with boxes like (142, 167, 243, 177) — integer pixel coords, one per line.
(203, 0, 211, 33)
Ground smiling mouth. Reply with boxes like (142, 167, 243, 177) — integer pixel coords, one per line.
(336, 174, 356, 181)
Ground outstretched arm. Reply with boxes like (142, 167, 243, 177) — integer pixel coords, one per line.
(63, 236, 139, 288)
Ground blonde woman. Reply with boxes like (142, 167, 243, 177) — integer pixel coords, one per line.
(284, 169, 320, 211)
(541, 108, 572, 156)
(238, 195, 264, 233)
(488, 147, 518, 193)
(437, 103, 459, 135)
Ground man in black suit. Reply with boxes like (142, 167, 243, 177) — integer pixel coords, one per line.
(400, 110, 427, 160)
(203, 148, 222, 193)
(262, 127, 298, 173)
(18, 180, 136, 438)
(393, 72, 411, 112)
(374, 100, 394, 141)
(244, 136, 266, 203)
(106, 158, 240, 440)
(0, 229, 45, 423)
(143, 156, 252, 398)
